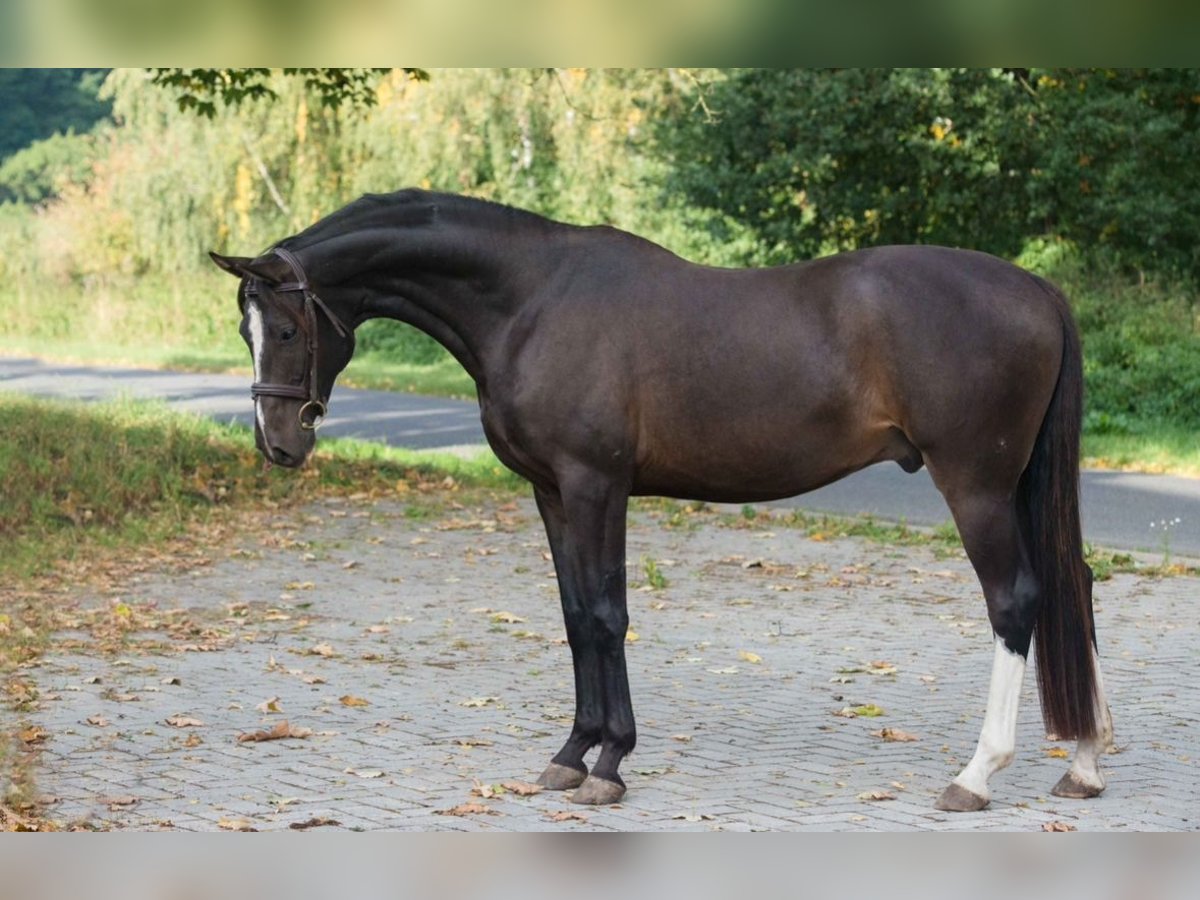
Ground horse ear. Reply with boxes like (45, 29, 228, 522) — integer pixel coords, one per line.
(209, 252, 254, 278)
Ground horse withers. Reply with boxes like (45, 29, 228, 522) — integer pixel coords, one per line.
(211, 189, 1112, 811)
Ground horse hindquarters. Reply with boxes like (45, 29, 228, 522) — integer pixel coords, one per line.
(932, 301, 1108, 810)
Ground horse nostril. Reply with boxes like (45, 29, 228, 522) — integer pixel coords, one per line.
(270, 446, 298, 467)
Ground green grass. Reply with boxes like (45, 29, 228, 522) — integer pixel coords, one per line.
(0, 392, 520, 586)
(1082, 427, 1200, 478)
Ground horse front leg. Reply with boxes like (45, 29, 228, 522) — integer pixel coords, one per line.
(533, 487, 599, 791)
(533, 472, 635, 804)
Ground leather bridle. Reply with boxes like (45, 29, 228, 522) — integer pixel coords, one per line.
(246, 247, 349, 430)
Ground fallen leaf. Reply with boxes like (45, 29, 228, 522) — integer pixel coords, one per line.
(454, 738, 494, 749)
(671, 734, 693, 743)
(868, 661, 898, 676)
(218, 817, 258, 832)
(339, 695, 370, 708)
(707, 666, 739, 675)
(183, 733, 204, 748)
(501, 781, 543, 797)
(84, 676, 102, 685)
(625, 629, 640, 643)
(857, 790, 896, 802)
(85, 715, 110, 728)
(347, 769, 384, 779)
(873, 727, 919, 743)
(307, 643, 336, 658)
(1042, 821, 1077, 832)
(460, 696, 499, 708)
(472, 780, 504, 799)
(106, 795, 138, 809)
(546, 810, 589, 823)
(672, 813, 716, 822)
(289, 817, 341, 830)
(365, 625, 390, 634)
(301, 675, 326, 685)
(490, 611, 526, 624)
(342, 560, 359, 570)
(165, 715, 205, 728)
(236, 721, 312, 743)
(1044, 746, 1070, 759)
(738, 651, 763, 665)
(435, 803, 501, 817)
(256, 696, 283, 714)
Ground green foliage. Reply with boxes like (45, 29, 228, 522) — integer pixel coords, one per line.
(661, 68, 1037, 265)
(1028, 69, 1200, 280)
(1018, 240, 1200, 431)
(149, 68, 425, 117)
(0, 131, 103, 203)
(0, 69, 111, 161)
(663, 68, 1200, 279)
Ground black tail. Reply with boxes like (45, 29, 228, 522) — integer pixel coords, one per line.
(1018, 283, 1098, 741)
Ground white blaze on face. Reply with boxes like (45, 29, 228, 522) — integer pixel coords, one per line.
(246, 300, 269, 445)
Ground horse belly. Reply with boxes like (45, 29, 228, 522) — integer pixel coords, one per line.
(630, 410, 898, 503)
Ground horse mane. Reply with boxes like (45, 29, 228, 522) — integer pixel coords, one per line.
(285, 189, 557, 252)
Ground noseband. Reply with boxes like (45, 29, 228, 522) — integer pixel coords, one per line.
(247, 247, 349, 430)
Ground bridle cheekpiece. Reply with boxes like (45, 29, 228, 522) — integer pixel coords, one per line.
(246, 247, 349, 430)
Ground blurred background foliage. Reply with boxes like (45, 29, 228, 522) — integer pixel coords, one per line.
(0, 68, 1197, 434)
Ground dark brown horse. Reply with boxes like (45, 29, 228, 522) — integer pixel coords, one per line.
(211, 189, 1112, 811)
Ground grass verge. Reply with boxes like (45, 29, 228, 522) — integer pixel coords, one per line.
(0, 392, 519, 588)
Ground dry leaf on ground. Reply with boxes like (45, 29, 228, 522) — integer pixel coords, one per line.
(501, 781, 543, 797)
(435, 803, 501, 817)
(237, 720, 312, 743)
(339, 695, 370, 708)
(546, 810, 589, 823)
(256, 696, 282, 714)
(307, 643, 336, 657)
(490, 611, 525, 624)
(165, 715, 204, 728)
(1044, 746, 1070, 759)
(85, 715, 110, 728)
(873, 727, 919, 743)
(738, 651, 763, 665)
(1042, 821, 1077, 832)
(18, 726, 47, 745)
(856, 790, 897, 802)
(460, 696, 499, 708)
(218, 817, 258, 832)
(289, 817, 341, 830)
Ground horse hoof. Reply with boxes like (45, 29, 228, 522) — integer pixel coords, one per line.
(934, 783, 989, 812)
(537, 762, 588, 791)
(570, 775, 626, 805)
(1050, 772, 1104, 799)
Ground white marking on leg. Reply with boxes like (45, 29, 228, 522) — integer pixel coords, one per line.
(1065, 653, 1111, 791)
(246, 300, 272, 460)
(953, 637, 1026, 800)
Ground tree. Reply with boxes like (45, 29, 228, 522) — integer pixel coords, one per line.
(0, 69, 111, 161)
(149, 68, 429, 117)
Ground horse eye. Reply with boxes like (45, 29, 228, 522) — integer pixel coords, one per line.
(280, 325, 298, 342)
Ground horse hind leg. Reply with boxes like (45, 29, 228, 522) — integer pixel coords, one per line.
(1051, 668, 1112, 798)
(934, 490, 1039, 812)
(1051, 564, 1113, 800)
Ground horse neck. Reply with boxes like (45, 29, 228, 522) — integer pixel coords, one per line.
(307, 217, 560, 387)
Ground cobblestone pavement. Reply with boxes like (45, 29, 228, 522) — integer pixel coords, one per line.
(13, 495, 1199, 831)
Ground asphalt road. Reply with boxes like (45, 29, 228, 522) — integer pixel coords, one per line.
(3, 355, 1198, 556)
